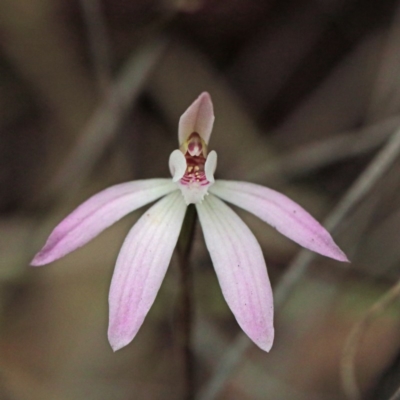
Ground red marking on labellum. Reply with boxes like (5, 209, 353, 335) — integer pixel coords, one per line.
(181, 133, 209, 186)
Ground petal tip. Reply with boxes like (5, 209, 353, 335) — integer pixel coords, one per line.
(30, 256, 44, 267)
(110, 341, 124, 352)
(326, 240, 349, 262)
(253, 328, 274, 353)
(198, 91, 211, 102)
(335, 249, 350, 263)
(179, 92, 215, 145)
(108, 333, 131, 352)
(30, 247, 53, 266)
(30, 237, 68, 266)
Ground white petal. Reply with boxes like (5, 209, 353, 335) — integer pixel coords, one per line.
(178, 182, 209, 205)
(31, 179, 177, 266)
(210, 180, 348, 262)
(108, 191, 187, 351)
(196, 194, 274, 352)
(204, 150, 217, 184)
(169, 149, 187, 182)
(178, 92, 215, 145)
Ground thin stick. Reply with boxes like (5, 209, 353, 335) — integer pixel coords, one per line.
(389, 386, 400, 400)
(197, 124, 400, 400)
(250, 115, 400, 183)
(340, 279, 400, 400)
(177, 205, 197, 400)
(366, 3, 400, 121)
(39, 36, 168, 204)
(79, 0, 112, 93)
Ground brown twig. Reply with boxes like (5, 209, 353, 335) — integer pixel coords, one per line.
(340, 279, 400, 400)
(366, 3, 400, 122)
(39, 36, 168, 205)
(249, 115, 400, 183)
(79, 0, 113, 93)
(388, 385, 400, 400)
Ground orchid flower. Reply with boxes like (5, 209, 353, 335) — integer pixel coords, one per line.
(31, 92, 348, 352)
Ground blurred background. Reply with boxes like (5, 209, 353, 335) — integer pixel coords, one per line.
(1, 0, 400, 399)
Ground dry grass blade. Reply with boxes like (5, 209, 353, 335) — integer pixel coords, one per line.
(195, 334, 251, 400)
(366, 3, 400, 121)
(197, 122, 400, 400)
(389, 386, 400, 400)
(250, 115, 400, 182)
(79, 0, 112, 92)
(229, 2, 334, 113)
(275, 32, 383, 144)
(41, 36, 168, 203)
(340, 279, 400, 400)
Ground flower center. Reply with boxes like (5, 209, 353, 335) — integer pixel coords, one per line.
(180, 132, 209, 187)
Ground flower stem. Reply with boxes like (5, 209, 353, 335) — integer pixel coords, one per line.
(177, 204, 197, 400)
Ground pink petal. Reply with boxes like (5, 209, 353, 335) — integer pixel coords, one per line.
(178, 92, 215, 145)
(210, 180, 348, 262)
(196, 194, 274, 352)
(31, 179, 177, 266)
(108, 191, 186, 351)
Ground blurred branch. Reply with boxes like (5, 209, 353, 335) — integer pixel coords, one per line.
(0, 0, 99, 198)
(79, 0, 112, 92)
(366, 3, 400, 121)
(0, 0, 98, 134)
(195, 316, 337, 400)
(197, 122, 400, 400)
(389, 386, 400, 400)
(273, 32, 383, 145)
(251, 115, 400, 183)
(228, 0, 354, 114)
(39, 36, 168, 204)
(340, 279, 400, 400)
